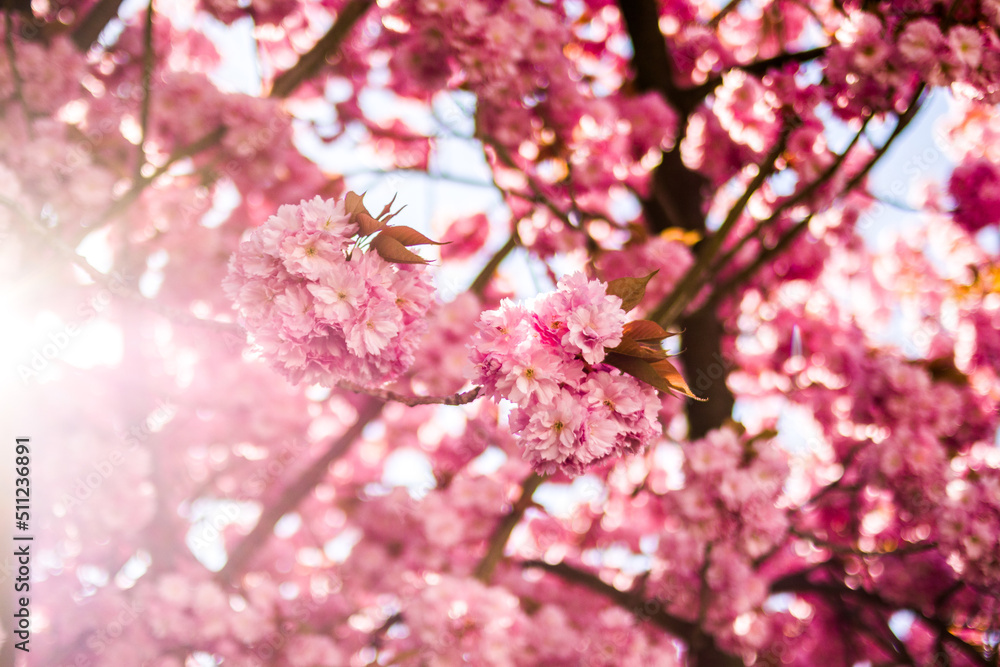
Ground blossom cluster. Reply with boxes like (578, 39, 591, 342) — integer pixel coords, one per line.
(224, 195, 435, 387)
(647, 428, 790, 653)
(405, 574, 526, 665)
(470, 274, 660, 476)
(0, 32, 84, 115)
(948, 157, 1000, 233)
(18, 1, 1000, 665)
(937, 453, 1000, 586)
(363, 0, 678, 259)
(827, 10, 1000, 120)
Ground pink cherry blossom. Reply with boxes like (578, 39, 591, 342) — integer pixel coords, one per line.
(11, 2, 1000, 666)
(470, 273, 660, 475)
(225, 195, 434, 386)
(948, 157, 1000, 233)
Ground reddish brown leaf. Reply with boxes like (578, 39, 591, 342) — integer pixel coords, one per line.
(371, 233, 430, 264)
(604, 353, 674, 394)
(606, 271, 658, 312)
(381, 204, 407, 225)
(651, 359, 706, 401)
(605, 353, 706, 401)
(622, 319, 673, 342)
(345, 191, 370, 222)
(357, 212, 385, 236)
(380, 225, 447, 247)
(377, 193, 398, 219)
(608, 337, 668, 361)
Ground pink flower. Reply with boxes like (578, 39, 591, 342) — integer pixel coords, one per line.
(852, 33, 892, 73)
(897, 20, 943, 64)
(440, 213, 490, 260)
(298, 195, 357, 237)
(948, 26, 983, 69)
(500, 345, 564, 405)
(346, 300, 402, 356)
(469, 273, 660, 476)
(308, 264, 364, 323)
(225, 195, 435, 387)
(260, 204, 302, 254)
(236, 279, 278, 321)
(583, 370, 645, 414)
(948, 158, 1000, 233)
(280, 230, 343, 280)
(274, 284, 316, 338)
(580, 407, 620, 462)
(563, 301, 625, 364)
(521, 390, 585, 465)
(476, 299, 529, 351)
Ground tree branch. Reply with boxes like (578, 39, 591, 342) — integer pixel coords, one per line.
(705, 114, 871, 283)
(617, 0, 705, 115)
(700, 211, 814, 313)
(688, 46, 830, 99)
(70, 0, 125, 51)
(135, 0, 155, 182)
(474, 472, 542, 583)
(617, 0, 677, 100)
(78, 125, 228, 242)
(693, 84, 926, 317)
(773, 575, 990, 666)
(520, 559, 696, 638)
(648, 121, 792, 328)
(484, 138, 589, 232)
(269, 0, 374, 99)
(619, 0, 735, 445)
(619, 0, 828, 111)
(708, 0, 742, 27)
(217, 398, 384, 584)
(469, 234, 518, 297)
(4, 12, 33, 131)
(521, 558, 740, 664)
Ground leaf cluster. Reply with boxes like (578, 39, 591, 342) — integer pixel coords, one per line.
(603, 272, 705, 401)
(345, 191, 446, 264)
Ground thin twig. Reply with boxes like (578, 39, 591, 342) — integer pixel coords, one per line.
(486, 139, 583, 231)
(269, 0, 374, 99)
(469, 234, 518, 297)
(706, 115, 871, 284)
(773, 576, 990, 666)
(687, 46, 830, 100)
(474, 472, 543, 583)
(520, 559, 696, 639)
(839, 84, 927, 193)
(697, 543, 713, 627)
(692, 84, 926, 316)
(708, 0, 741, 27)
(77, 125, 228, 242)
(699, 211, 815, 312)
(337, 381, 481, 406)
